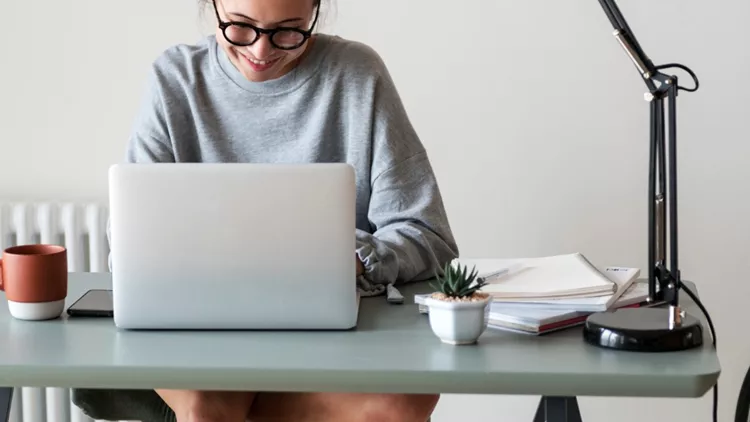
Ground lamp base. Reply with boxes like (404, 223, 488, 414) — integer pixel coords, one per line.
(582, 307, 703, 352)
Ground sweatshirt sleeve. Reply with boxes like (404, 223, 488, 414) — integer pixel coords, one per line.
(356, 151, 459, 284)
(353, 47, 460, 284)
(125, 64, 176, 164)
(108, 64, 175, 271)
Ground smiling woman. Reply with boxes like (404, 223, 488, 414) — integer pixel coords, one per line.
(73, 0, 458, 420)
(205, 0, 323, 82)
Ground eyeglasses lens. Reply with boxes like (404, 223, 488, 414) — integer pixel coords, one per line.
(224, 25, 306, 49)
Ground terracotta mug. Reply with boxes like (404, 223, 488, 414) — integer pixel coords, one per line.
(0, 244, 68, 320)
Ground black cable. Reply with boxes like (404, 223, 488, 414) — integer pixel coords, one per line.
(654, 63, 700, 92)
(681, 283, 717, 422)
(736, 365, 750, 422)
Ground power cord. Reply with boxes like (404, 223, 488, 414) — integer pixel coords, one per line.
(680, 283, 717, 422)
(654, 63, 700, 92)
(736, 364, 750, 422)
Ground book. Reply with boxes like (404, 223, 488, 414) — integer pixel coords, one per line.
(455, 253, 619, 300)
(486, 281, 654, 335)
(488, 265, 640, 311)
(416, 277, 655, 336)
(415, 265, 638, 312)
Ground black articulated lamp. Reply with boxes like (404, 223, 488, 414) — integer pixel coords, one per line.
(582, 0, 711, 353)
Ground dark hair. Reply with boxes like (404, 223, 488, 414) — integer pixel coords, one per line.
(200, 0, 330, 27)
(200, 0, 323, 8)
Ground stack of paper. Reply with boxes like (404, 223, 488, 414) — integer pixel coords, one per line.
(455, 253, 623, 301)
(415, 267, 649, 335)
(485, 280, 654, 335)
(492, 265, 640, 311)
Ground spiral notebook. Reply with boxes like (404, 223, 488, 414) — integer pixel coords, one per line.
(456, 253, 619, 300)
(415, 266, 645, 334)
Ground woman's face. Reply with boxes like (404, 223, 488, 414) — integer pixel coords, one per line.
(213, 0, 317, 82)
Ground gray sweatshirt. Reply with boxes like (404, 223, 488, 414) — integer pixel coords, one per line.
(78, 32, 458, 422)
(123, 33, 459, 287)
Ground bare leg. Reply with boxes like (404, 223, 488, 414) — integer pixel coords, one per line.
(247, 392, 439, 422)
(155, 389, 256, 422)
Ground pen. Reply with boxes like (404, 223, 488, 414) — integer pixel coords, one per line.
(480, 263, 525, 282)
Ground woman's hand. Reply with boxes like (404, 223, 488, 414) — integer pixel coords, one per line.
(356, 255, 364, 276)
(155, 389, 255, 422)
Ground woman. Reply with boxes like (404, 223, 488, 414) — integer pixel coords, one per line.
(92, 0, 458, 420)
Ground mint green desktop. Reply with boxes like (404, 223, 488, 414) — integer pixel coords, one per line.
(0, 273, 720, 422)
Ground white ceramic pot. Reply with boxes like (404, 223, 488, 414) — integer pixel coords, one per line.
(424, 294, 491, 345)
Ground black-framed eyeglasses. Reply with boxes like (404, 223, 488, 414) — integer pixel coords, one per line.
(212, 0, 320, 50)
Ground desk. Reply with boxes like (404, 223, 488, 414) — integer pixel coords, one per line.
(1, 273, 720, 422)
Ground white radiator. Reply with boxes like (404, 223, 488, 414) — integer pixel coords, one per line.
(0, 202, 111, 422)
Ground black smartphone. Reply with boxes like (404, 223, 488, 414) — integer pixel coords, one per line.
(67, 289, 114, 317)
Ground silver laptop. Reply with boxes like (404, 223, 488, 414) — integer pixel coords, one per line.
(108, 163, 359, 330)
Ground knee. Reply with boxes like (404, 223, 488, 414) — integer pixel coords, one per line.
(156, 390, 256, 422)
(361, 394, 440, 422)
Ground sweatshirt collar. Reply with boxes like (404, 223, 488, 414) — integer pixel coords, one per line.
(213, 34, 328, 95)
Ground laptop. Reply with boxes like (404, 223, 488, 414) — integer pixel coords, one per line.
(107, 163, 359, 330)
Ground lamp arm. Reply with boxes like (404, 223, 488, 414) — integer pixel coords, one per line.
(585, 3, 716, 419)
(596, 0, 701, 308)
(598, 0, 657, 89)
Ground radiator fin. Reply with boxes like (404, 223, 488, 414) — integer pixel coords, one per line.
(1, 203, 116, 422)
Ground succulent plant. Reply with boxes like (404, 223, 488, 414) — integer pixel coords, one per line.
(431, 261, 488, 298)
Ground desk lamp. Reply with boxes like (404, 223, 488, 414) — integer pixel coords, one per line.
(582, 0, 708, 352)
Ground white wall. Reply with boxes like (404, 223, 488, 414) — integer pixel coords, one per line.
(1, 0, 748, 420)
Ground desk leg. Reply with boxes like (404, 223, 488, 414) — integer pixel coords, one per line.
(533, 396, 582, 422)
(0, 388, 12, 422)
